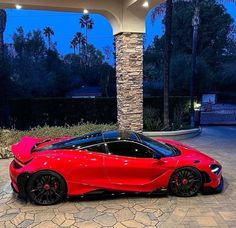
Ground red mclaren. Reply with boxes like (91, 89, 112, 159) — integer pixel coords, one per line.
(9, 130, 223, 205)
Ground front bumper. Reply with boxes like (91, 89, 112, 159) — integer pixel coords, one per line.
(202, 176, 224, 194)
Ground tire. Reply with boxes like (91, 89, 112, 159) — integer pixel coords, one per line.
(26, 171, 67, 205)
(169, 167, 202, 197)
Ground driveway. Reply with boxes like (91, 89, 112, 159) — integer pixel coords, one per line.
(0, 126, 236, 228)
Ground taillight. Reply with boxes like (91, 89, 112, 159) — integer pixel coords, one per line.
(12, 159, 23, 169)
(13, 158, 32, 169)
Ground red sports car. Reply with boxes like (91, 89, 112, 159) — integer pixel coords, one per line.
(9, 130, 223, 205)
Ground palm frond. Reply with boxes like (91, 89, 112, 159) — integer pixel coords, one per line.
(151, 3, 166, 25)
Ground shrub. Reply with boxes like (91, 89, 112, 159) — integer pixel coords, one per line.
(0, 122, 117, 159)
(0, 147, 12, 159)
(144, 107, 163, 131)
(171, 102, 190, 130)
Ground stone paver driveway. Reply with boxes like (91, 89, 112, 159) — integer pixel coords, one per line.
(0, 126, 236, 228)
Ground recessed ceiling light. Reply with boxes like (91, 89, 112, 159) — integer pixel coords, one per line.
(83, 9, 89, 14)
(142, 1, 149, 8)
(15, 4, 22, 10)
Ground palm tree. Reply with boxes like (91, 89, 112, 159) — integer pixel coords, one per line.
(152, 0, 235, 129)
(152, 0, 173, 129)
(79, 15, 94, 64)
(75, 32, 86, 55)
(70, 37, 78, 54)
(79, 15, 94, 45)
(0, 9, 7, 110)
(43, 26, 54, 50)
(190, 1, 200, 127)
(189, 0, 233, 127)
(0, 9, 7, 62)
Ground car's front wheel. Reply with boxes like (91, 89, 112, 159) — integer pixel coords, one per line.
(26, 171, 67, 205)
(169, 167, 202, 197)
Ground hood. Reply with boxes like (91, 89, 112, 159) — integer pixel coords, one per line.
(156, 138, 218, 163)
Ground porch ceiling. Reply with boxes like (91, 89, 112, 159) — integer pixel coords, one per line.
(0, 0, 163, 34)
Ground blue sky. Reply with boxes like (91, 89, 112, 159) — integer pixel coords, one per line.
(4, 2, 235, 62)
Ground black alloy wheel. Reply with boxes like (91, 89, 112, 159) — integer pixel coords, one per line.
(169, 167, 202, 197)
(26, 171, 67, 205)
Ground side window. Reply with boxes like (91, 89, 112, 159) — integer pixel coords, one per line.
(83, 144, 107, 154)
(107, 141, 153, 158)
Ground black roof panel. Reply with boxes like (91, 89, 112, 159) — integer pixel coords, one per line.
(35, 130, 140, 151)
(103, 130, 140, 142)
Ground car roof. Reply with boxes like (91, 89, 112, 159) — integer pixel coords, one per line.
(80, 130, 140, 143)
(43, 130, 141, 151)
(103, 130, 140, 143)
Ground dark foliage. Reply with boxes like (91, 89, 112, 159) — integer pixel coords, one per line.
(144, 0, 236, 97)
(6, 97, 190, 130)
(3, 27, 115, 99)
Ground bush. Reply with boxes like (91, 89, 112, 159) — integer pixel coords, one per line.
(171, 102, 190, 130)
(8, 97, 117, 129)
(0, 123, 117, 159)
(0, 147, 12, 159)
(144, 107, 162, 131)
(2, 97, 192, 130)
(143, 97, 191, 131)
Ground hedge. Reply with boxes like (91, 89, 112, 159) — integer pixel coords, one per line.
(1, 96, 191, 130)
(0, 123, 117, 158)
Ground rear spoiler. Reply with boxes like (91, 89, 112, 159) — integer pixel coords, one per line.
(11, 136, 43, 163)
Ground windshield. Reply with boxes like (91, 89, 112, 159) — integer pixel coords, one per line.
(137, 133, 176, 157)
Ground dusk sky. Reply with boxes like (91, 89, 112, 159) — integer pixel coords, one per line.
(4, 2, 236, 63)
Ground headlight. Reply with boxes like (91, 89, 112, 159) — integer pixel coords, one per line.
(210, 164, 222, 175)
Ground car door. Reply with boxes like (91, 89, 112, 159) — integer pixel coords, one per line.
(103, 141, 167, 191)
(68, 143, 108, 187)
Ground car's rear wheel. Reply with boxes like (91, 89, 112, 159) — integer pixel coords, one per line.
(169, 167, 202, 197)
(26, 171, 67, 205)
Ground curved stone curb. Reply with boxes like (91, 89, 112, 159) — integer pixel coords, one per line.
(143, 127, 202, 140)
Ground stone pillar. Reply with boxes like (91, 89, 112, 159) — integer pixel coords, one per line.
(115, 32, 143, 132)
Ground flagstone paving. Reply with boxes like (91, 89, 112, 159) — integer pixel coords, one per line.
(0, 126, 235, 227)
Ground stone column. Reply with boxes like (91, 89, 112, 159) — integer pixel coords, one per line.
(115, 32, 143, 132)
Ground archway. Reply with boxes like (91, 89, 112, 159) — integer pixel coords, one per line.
(0, 0, 164, 132)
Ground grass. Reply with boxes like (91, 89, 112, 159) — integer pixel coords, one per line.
(0, 123, 117, 159)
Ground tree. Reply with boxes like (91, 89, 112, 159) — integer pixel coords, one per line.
(151, 0, 236, 128)
(146, 0, 236, 96)
(79, 15, 94, 45)
(190, 1, 200, 127)
(10, 27, 56, 97)
(75, 32, 86, 55)
(1, 23, 116, 103)
(70, 32, 86, 55)
(102, 46, 113, 97)
(80, 14, 94, 64)
(0, 9, 7, 118)
(152, 0, 173, 129)
(99, 63, 116, 97)
(70, 37, 78, 54)
(172, 0, 235, 61)
(0, 9, 6, 62)
(43, 26, 54, 50)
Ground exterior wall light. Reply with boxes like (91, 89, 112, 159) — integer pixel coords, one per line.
(142, 1, 149, 8)
(83, 9, 89, 14)
(15, 4, 22, 10)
